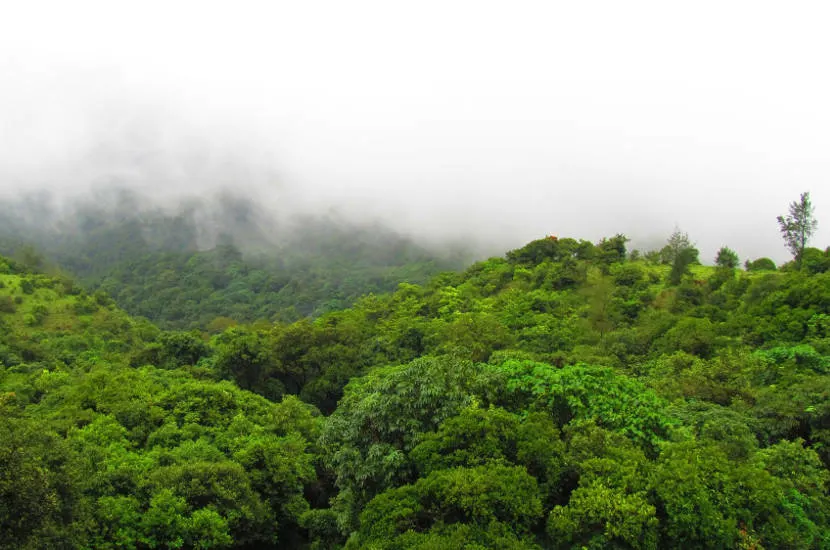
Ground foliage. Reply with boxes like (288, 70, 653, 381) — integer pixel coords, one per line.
(0, 198, 464, 330)
(715, 246, 739, 268)
(2, 221, 830, 549)
(668, 246, 700, 285)
(745, 257, 777, 271)
(778, 191, 819, 264)
(659, 229, 693, 265)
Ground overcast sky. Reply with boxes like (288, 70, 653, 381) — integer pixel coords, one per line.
(1, 0, 829, 262)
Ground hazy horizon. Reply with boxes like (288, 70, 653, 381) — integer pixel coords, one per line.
(2, 1, 829, 264)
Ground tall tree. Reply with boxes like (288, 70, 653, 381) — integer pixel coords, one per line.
(777, 192, 818, 266)
(659, 229, 693, 265)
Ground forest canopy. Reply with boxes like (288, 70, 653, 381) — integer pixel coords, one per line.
(1, 212, 830, 548)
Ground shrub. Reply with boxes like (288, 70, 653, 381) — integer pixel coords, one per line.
(19, 278, 34, 294)
(745, 258, 776, 272)
(0, 296, 16, 314)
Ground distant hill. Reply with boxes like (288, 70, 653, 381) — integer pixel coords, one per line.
(0, 188, 469, 328)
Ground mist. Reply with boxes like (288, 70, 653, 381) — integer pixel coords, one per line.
(2, 1, 829, 264)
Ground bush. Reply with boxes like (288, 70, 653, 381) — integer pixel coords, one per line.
(0, 296, 15, 314)
(657, 318, 716, 358)
(612, 263, 646, 287)
(30, 304, 48, 325)
(19, 278, 34, 294)
(73, 297, 99, 315)
(715, 247, 739, 269)
(668, 248, 699, 285)
(745, 258, 776, 271)
(801, 247, 830, 274)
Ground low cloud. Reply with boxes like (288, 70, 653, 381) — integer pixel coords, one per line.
(2, 1, 829, 263)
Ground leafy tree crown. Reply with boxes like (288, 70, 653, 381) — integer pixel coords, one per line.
(777, 191, 818, 264)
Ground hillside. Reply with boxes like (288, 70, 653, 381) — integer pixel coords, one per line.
(2, 235, 830, 549)
(0, 191, 467, 329)
(0, 255, 321, 548)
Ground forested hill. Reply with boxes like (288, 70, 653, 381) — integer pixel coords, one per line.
(0, 190, 467, 328)
(2, 234, 830, 548)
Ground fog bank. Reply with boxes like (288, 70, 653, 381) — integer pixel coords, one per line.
(2, 1, 829, 263)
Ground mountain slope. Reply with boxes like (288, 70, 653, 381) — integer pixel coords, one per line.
(2, 235, 830, 548)
(0, 190, 467, 328)
(211, 236, 830, 546)
(0, 257, 321, 548)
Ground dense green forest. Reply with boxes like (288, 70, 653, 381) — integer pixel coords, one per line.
(2, 211, 830, 547)
(0, 190, 465, 329)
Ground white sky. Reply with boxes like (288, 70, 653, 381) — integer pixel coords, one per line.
(1, 0, 829, 262)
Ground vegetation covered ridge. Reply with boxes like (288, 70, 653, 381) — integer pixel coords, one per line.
(0, 189, 468, 330)
(2, 219, 830, 548)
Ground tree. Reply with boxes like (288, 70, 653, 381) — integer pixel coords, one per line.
(584, 272, 615, 341)
(350, 465, 543, 548)
(212, 327, 278, 396)
(668, 246, 699, 285)
(320, 356, 482, 532)
(548, 482, 658, 549)
(659, 229, 693, 265)
(744, 257, 776, 271)
(777, 192, 818, 266)
(0, 415, 71, 548)
(715, 247, 739, 269)
(596, 234, 629, 267)
(800, 247, 830, 274)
